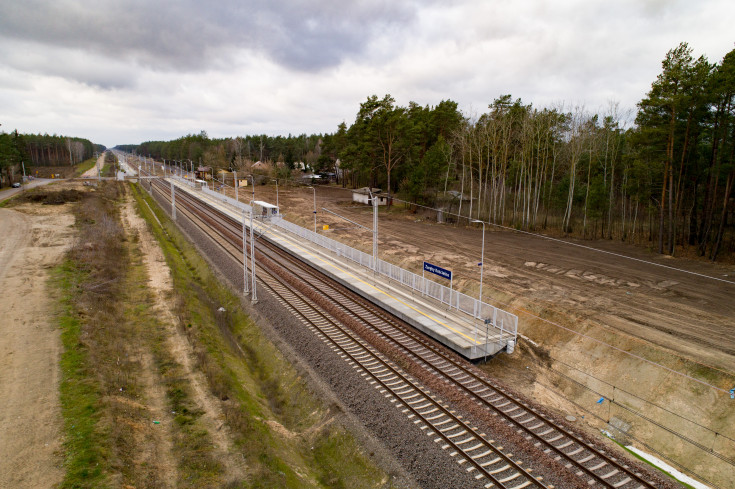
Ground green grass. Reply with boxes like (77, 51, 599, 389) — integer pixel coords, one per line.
(130, 182, 391, 488)
(73, 157, 98, 177)
(608, 437, 697, 489)
(53, 260, 111, 489)
(52, 182, 229, 487)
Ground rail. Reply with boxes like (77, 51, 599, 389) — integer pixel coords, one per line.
(170, 177, 518, 355)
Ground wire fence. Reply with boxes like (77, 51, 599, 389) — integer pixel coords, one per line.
(271, 214, 518, 353)
(186, 176, 518, 353)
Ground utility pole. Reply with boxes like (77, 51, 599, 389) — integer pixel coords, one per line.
(171, 180, 176, 220)
(250, 203, 257, 303)
(242, 208, 249, 295)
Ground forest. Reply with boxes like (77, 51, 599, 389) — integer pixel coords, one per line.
(0, 131, 103, 185)
(124, 42, 734, 261)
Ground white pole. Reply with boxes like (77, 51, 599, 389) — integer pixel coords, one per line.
(308, 186, 316, 233)
(422, 267, 425, 297)
(479, 221, 485, 306)
(372, 193, 378, 272)
(171, 180, 176, 220)
(471, 219, 485, 355)
(250, 205, 257, 303)
(242, 209, 249, 294)
(234, 171, 238, 201)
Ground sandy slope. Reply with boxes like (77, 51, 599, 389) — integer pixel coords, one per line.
(0, 204, 75, 488)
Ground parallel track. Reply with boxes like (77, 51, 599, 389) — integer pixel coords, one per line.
(146, 176, 660, 489)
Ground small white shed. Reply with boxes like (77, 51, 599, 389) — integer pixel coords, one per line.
(351, 188, 388, 206)
(253, 200, 279, 218)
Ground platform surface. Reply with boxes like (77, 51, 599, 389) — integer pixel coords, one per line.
(169, 178, 514, 360)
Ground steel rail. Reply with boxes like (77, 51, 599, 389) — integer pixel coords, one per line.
(147, 178, 662, 489)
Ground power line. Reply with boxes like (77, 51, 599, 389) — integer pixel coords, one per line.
(384, 193, 735, 286)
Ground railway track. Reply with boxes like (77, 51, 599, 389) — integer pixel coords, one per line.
(145, 176, 662, 489)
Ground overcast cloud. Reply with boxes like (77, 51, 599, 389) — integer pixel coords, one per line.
(0, 0, 732, 147)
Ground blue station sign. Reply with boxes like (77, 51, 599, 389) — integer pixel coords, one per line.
(423, 261, 452, 281)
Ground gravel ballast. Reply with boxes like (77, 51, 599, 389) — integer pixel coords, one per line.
(147, 183, 684, 489)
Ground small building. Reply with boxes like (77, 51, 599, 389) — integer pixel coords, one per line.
(351, 187, 388, 206)
(252, 200, 279, 218)
(301, 173, 322, 184)
(195, 166, 211, 180)
(216, 169, 235, 184)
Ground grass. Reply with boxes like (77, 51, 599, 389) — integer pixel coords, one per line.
(607, 438, 697, 489)
(53, 260, 111, 489)
(53, 182, 227, 487)
(130, 182, 391, 488)
(100, 153, 118, 178)
(73, 157, 98, 177)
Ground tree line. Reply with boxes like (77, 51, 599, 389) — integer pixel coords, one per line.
(120, 130, 327, 181)
(334, 42, 734, 261)
(0, 131, 103, 185)
(122, 42, 734, 261)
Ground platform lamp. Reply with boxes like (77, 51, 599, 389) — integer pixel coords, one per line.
(271, 178, 279, 214)
(307, 186, 316, 233)
(470, 219, 485, 355)
(248, 174, 255, 202)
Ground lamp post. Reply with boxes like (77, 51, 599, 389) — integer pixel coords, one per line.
(367, 189, 379, 271)
(470, 219, 485, 356)
(248, 175, 255, 202)
(470, 219, 485, 305)
(307, 186, 316, 233)
(271, 179, 279, 214)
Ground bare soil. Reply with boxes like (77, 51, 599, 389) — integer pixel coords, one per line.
(120, 195, 248, 484)
(0, 201, 75, 488)
(79, 154, 104, 178)
(247, 183, 735, 486)
(263, 185, 735, 370)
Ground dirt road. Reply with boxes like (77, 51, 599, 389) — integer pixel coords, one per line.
(0, 179, 55, 203)
(0, 204, 75, 488)
(79, 154, 104, 178)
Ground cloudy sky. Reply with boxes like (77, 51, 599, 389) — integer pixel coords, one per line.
(0, 0, 733, 148)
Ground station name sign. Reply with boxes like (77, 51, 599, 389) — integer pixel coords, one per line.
(423, 261, 452, 280)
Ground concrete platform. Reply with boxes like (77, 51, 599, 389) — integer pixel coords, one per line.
(167, 178, 515, 360)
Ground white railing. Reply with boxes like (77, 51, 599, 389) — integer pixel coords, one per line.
(202, 184, 252, 213)
(272, 217, 518, 340)
(172, 175, 195, 188)
(194, 184, 518, 344)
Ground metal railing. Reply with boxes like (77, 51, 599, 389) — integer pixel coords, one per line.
(178, 179, 518, 350)
(272, 216, 518, 343)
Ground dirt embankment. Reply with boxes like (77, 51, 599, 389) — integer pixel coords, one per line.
(0, 200, 75, 488)
(120, 190, 248, 483)
(247, 183, 735, 487)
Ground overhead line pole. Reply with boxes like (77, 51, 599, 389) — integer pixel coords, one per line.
(250, 201, 257, 303)
(242, 208, 249, 295)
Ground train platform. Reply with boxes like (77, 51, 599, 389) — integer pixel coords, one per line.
(167, 178, 515, 360)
